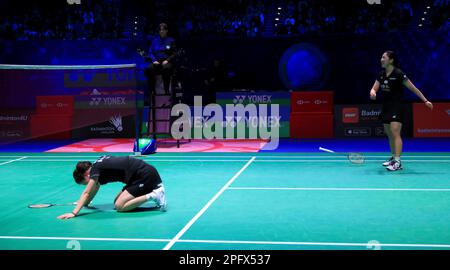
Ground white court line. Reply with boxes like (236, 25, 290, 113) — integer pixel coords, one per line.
(177, 239, 450, 248)
(1, 236, 449, 249)
(0, 236, 169, 242)
(228, 187, 450, 192)
(1, 155, 450, 158)
(253, 160, 450, 163)
(2, 159, 450, 163)
(0, 156, 27, 166)
(163, 156, 256, 250)
(0, 159, 252, 162)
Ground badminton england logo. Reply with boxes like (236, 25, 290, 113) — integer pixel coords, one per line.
(109, 115, 123, 132)
(170, 96, 280, 150)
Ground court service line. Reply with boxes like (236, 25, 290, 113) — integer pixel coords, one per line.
(1, 236, 449, 249)
(0, 156, 27, 166)
(228, 187, 450, 192)
(162, 156, 256, 250)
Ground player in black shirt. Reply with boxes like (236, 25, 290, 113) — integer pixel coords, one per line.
(58, 155, 166, 219)
(369, 51, 433, 171)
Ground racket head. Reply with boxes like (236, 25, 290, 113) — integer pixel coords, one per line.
(28, 202, 77, 208)
(28, 203, 54, 208)
(347, 152, 365, 164)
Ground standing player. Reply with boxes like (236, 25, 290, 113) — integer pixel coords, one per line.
(58, 155, 167, 219)
(369, 51, 433, 171)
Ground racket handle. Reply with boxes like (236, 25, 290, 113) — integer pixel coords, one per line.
(319, 147, 335, 153)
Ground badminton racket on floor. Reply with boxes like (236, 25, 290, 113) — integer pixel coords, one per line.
(28, 202, 96, 209)
(319, 147, 365, 164)
(28, 202, 77, 208)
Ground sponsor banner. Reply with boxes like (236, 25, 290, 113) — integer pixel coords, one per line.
(185, 121, 289, 139)
(36, 96, 74, 115)
(0, 110, 32, 141)
(216, 91, 290, 138)
(291, 91, 333, 113)
(71, 109, 135, 138)
(75, 94, 136, 109)
(413, 103, 450, 138)
(30, 114, 72, 139)
(334, 104, 412, 137)
(216, 92, 291, 106)
(290, 112, 333, 138)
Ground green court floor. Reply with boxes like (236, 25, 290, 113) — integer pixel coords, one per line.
(1, 152, 450, 250)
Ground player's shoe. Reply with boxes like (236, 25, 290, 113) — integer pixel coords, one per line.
(386, 160, 402, 171)
(153, 184, 167, 212)
(382, 157, 394, 166)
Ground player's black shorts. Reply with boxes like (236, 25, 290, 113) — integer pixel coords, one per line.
(382, 103, 404, 124)
(123, 164, 162, 197)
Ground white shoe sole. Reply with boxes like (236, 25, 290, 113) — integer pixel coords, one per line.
(386, 167, 402, 171)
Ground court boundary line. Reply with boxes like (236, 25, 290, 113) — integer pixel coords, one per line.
(0, 236, 169, 242)
(1, 155, 450, 158)
(1, 236, 449, 249)
(162, 156, 256, 250)
(227, 187, 450, 192)
(0, 156, 27, 166)
(2, 159, 450, 163)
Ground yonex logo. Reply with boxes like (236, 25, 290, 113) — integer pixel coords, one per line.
(89, 97, 126, 106)
(233, 95, 246, 104)
(89, 97, 102, 106)
(233, 95, 272, 104)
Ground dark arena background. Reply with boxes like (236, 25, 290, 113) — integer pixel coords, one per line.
(0, 0, 449, 265)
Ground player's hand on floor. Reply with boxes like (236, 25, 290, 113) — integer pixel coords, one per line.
(58, 213, 76, 219)
(425, 101, 433, 110)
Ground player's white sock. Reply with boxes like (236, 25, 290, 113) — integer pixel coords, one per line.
(394, 156, 400, 162)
